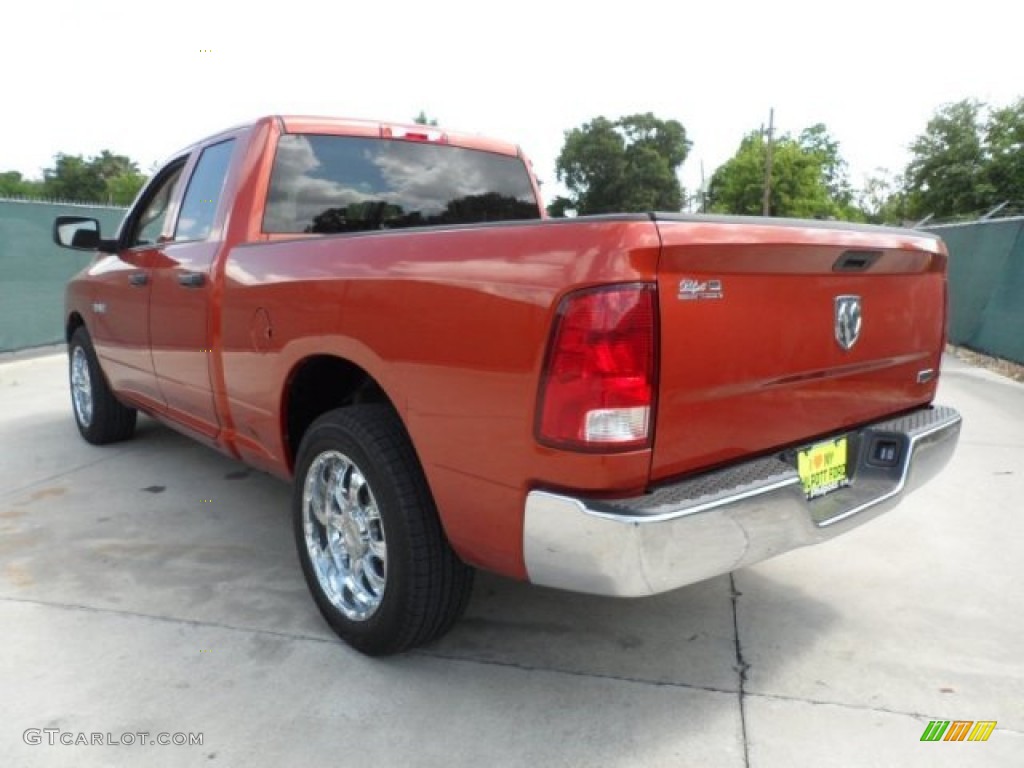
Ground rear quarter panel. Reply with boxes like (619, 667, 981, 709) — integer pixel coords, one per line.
(219, 217, 660, 578)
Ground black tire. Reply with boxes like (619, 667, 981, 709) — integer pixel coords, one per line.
(293, 404, 474, 655)
(68, 326, 137, 445)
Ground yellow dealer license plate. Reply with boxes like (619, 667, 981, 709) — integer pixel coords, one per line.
(797, 437, 850, 500)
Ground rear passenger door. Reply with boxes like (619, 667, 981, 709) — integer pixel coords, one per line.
(148, 138, 237, 443)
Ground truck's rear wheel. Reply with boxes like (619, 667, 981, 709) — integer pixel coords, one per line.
(293, 405, 474, 655)
(68, 327, 137, 444)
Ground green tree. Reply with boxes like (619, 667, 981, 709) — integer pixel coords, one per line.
(105, 172, 147, 205)
(706, 132, 769, 215)
(554, 113, 691, 214)
(799, 123, 852, 207)
(412, 111, 439, 126)
(0, 171, 44, 198)
(904, 99, 994, 220)
(546, 195, 574, 218)
(41, 150, 145, 204)
(985, 98, 1024, 208)
(708, 129, 847, 218)
(89, 150, 137, 183)
(91, 150, 146, 204)
(43, 153, 105, 202)
(858, 168, 909, 224)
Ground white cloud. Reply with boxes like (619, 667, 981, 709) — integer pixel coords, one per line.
(262, 136, 375, 231)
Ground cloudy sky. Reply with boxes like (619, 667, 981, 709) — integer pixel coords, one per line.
(2, 0, 1019, 205)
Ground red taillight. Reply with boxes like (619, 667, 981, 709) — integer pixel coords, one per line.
(537, 283, 658, 451)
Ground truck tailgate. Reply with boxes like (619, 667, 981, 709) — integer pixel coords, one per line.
(650, 215, 948, 483)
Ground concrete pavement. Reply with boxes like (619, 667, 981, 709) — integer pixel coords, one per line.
(1, 351, 1021, 767)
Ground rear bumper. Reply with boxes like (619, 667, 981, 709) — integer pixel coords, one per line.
(523, 405, 961, 596)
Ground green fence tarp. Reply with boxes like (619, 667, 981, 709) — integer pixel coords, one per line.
(0, 200, 126, 352)
(927, 218, 1024, 365)
(2, 200, 1021, 365)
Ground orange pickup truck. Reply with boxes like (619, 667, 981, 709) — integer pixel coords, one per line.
(54, 116, 961, 654)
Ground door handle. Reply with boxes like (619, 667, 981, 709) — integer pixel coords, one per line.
(178, 272, 206, 288)
(128, 272, 148, 286)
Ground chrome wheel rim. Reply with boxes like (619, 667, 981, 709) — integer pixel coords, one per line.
(71, 346, 93, 428)
(302, 450, 387, 621)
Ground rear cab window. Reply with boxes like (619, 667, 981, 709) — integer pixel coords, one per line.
(262, 135, 540, 234)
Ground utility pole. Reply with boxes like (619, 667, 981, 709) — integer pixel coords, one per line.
(762, 107, 774, 217)
(700, 159, 706, 213)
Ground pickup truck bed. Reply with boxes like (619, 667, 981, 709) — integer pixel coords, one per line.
(54, 115, 961, 654)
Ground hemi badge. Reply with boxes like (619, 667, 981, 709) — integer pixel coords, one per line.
(92, 302, 107, 314)
(678, 278, 723, 301)
(917, 368, 935, 384)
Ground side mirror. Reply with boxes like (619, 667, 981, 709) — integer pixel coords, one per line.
(54, 216, 100, 250)
(53, 216, 119, 253)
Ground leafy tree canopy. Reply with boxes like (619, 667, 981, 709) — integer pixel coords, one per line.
(708, 125, 859, 220)
(904, 100, 993, 220)
(1, 150, 146, 205)
(412, 111, 439, 126)
(552, 113, 691, 216)
(982, 98, 1024, 211)
(857, 168, 910, 225)
(799, 123, 853, 207)
(104, 171, 147, 206)
(878, 97, 1024, 222)
(43, 153, 107, 202)
(0, 170, 44, 199)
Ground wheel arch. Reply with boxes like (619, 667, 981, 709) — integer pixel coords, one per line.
(66, 312, 86, 342)
(281, 354, 400, 474)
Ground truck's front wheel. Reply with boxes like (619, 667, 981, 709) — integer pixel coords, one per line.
(68, 327, 137, 444)
(293, 405, 474, 655)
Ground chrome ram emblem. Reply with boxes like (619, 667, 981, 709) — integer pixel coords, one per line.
(834, 295, 862, 351)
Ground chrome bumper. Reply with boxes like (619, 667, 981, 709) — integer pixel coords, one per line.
(523, 405, 961, 597)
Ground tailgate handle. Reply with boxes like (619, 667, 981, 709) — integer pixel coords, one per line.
(833, 250, 881, 272)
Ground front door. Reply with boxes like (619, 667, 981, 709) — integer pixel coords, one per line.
(90, 161, 185, 409)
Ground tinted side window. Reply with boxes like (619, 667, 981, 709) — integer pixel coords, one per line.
(263, 135, 540, 234)
(127, 162, 185, 248)
(175, 139, 236, 241)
